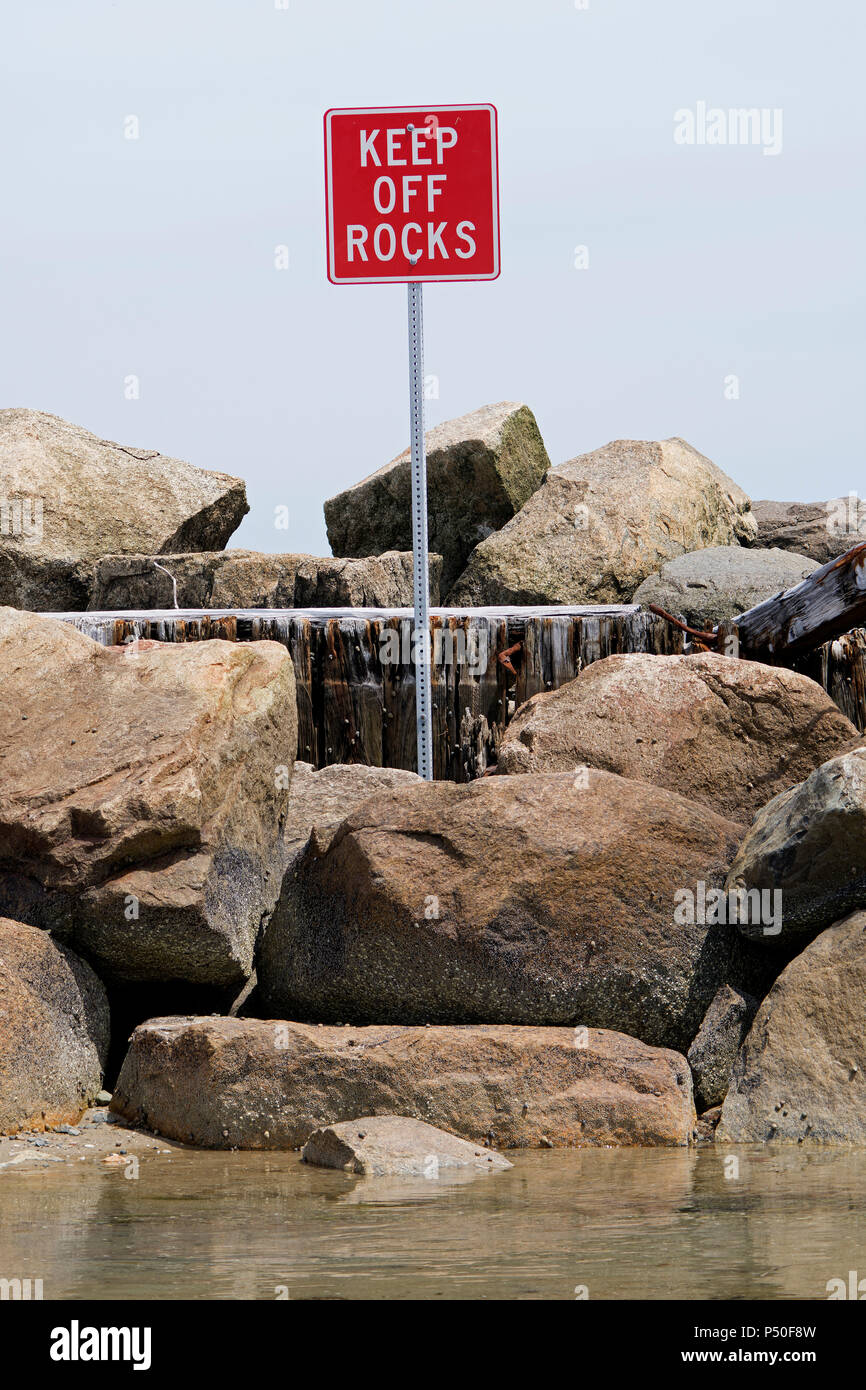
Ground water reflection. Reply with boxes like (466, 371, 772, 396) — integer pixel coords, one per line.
(1, 1146, 864, 1300)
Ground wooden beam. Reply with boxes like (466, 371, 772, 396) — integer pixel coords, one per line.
(793, 627, 866, 732)
(57, 606, 683, 778)
(735, 540, 866, 661)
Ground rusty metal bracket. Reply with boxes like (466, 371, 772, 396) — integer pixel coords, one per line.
(497, 640, 523, 677)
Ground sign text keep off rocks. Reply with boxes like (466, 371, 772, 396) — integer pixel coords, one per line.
(324, 104, 500, 284)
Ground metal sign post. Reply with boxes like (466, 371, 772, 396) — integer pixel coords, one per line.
(407, 278, 433, 780)
(323, 102, 500, 780)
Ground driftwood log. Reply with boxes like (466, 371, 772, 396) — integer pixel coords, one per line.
(734, 540, 866, 660)
(647, 539, 866, 664)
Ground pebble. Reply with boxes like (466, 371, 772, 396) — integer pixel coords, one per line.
(95, 1091, 113, 1105)
(55, 1125, 80, 1136)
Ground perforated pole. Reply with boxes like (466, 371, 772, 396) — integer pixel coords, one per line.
(407, 279, 433, 780)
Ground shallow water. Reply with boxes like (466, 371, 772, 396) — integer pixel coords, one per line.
(2, 1145, 865, 1300)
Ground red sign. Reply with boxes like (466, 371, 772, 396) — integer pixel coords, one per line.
(324, 104, 500, 285)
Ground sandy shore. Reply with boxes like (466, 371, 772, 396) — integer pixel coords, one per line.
(0, 1106, 189, 1173)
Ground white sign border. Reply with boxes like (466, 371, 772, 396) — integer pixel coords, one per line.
(324, 103, 500, 285)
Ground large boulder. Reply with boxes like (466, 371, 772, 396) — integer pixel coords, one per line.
(285, 762, 422, 862)
(751, 498, 863, 565)
(293, 552, 442, 608)
(0, 608, 296, 987)
(301, 1115, 512, 1176)
(0, 917, 109, 1134)
(0, 410, 248, 610)
(633, 546, 819, 627)
(258, 770, 755, 1052)
(448, 437, 757, 606)
(495, 653, 859, 824)
(725, 747, 866, 944)
(717, 911, 866, 1144)
(324, 403, 550, 591)
(111, 1016, 697, 1148)
(88, 552, 312, 611)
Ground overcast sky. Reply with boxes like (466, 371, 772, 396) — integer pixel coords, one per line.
(1, 0, 863, 555)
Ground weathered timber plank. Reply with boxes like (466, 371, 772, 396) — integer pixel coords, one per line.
(793, 627, 866, 733)
(52, 606, 687, 778)
(735, 540, 866, 660)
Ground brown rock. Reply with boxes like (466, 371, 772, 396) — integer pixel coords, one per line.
(301, 1115, 512, 1175)
(694, 1105, 722, 1144)
(448, 437, 757, 606)
(0, 917, 109, 1134)
(751, 498, 863, 565)
(111, 1016, 697, 1149)
(0, 409, 248, 610)
(495, 652, 860, 823)
(0, 608, 296, 987)
(717, 911, 866, 1144)
(258, 770, 752, 1051)
(324, 402, 550, 591)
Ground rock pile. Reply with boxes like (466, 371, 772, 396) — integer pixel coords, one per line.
(3, 400, 866, 1154)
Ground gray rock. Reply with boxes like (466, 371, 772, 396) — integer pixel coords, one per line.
(0, 409, 248, 610)
(725, 747, 866, 944)
(87, 550, 440, 612)
(448, 437, 758, 606)
(88, 552, 312, 611)
(285, 762, 422, 863)
(752, 498, 864, 565)
(687, 984, 759, 1110)
(324, 402, 550, 591)
(293, 552, 442, 608)
(633, 546, 819, 626)
(301, 1115, 512, 1176)
(717, 911, 866, 1144)
(0, 917, 109, 1135)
